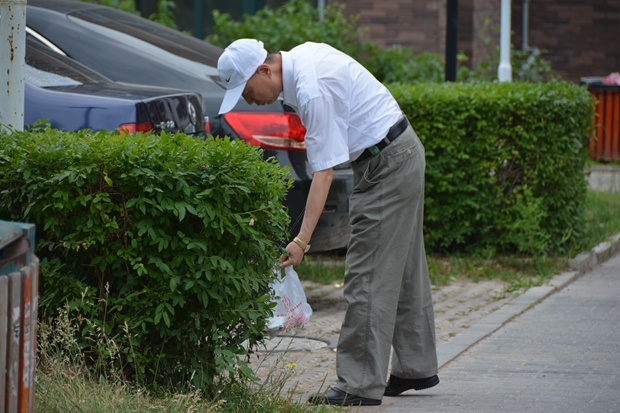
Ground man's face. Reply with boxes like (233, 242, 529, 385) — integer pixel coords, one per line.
(241, 69, 279, 106)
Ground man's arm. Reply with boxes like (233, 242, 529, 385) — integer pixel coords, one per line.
(280, 168, 334, 267)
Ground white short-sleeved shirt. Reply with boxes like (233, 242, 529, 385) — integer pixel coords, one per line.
(281, 42, 403, 172)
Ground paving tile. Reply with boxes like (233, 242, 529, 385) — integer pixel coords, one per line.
(380, 253, 620, 412)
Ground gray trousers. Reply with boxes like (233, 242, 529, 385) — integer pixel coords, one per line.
(335, 123, 438, 400)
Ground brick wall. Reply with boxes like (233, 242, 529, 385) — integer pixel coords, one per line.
(329, 0, 620, 82)
(511, 0, 620, 82)
(327, 0, 445, 55)
(458, 0, 474, 65)
(471, 0, 501, 69)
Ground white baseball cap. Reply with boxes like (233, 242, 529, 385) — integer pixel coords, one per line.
(217, 39, 268, 114)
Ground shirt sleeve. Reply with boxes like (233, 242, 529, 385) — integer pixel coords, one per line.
(300, 95, 350, 172)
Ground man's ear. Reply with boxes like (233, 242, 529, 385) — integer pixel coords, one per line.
(257, 64, 271, 77)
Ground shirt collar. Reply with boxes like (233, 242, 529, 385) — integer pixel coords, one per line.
(280, 51, 298, 110)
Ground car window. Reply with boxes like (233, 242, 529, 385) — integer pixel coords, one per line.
(25, 35, 109, 87)
(70, 8, 222, 67)
(65, 14, 221, 90)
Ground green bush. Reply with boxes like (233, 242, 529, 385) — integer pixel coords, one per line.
(0, 128, 291, 392)
(362, 45, 446, 84)
(458, 18, 556, 83)
(390, 81, 595, 255)
(207, 0, 440, 83)
(206, 0, 366, 61)
(457, 46, 556, 83)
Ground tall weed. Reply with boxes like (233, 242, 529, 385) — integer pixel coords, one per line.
(36, 307, 218, 413)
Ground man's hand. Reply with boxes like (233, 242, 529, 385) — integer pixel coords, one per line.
(279, 241, 305, 268)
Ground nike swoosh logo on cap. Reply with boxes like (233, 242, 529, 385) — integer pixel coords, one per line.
(225, 75, 232, 82)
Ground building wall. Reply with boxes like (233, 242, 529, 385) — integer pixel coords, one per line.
(327, 0, 445, 55)
(328, 0, 620, 82)
(511, 0, 620, 82)
(458, 0, 474, 65)
(323, 0, 502, 70)
(471, 0, 501, 69)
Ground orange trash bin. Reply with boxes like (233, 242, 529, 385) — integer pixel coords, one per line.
(582, 77, 620, 161)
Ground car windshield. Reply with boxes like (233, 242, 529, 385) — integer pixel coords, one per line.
(25, 35, 109, 87)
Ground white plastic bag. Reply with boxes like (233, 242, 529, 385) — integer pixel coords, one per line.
(267, 266, 312, 331)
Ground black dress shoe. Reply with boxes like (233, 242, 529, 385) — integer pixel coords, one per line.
(384, 374, 440, 396)
(308, 387, 382, 406)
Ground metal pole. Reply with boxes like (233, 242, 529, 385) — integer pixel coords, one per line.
(0, 0, 27, 133)
(193, 0, 203, 39)
(242, 0, 254, 14)
(498, 0, 512, 82)
(445, 0, 458, 82)
(317, 0, 325, 20)
(522, 0, 530, 50)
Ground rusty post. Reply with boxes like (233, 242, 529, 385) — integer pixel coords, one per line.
(6, 272, 22, 413)
(18, 265, 32, 413)
(1, 221, 37, 412)
(0, 275, 7, 413)
(0, 0, 27, 133)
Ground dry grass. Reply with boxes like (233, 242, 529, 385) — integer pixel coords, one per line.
(35, 307, 337, 413)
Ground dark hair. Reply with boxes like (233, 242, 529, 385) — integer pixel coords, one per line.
(264, 52, 275, 63)
(251, 52, 277, 78)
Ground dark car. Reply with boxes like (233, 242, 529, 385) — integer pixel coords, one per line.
(26, 0, 353, 252)
(24, 34, 205, 135)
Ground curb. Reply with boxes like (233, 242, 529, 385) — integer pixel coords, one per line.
(436, 232, 620, 369)
(569, 233, 620, 274)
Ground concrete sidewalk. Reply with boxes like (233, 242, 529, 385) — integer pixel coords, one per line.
(253, 172, 620, 409)
(376, 252, 620, 412)
(252, 235, 620, 410)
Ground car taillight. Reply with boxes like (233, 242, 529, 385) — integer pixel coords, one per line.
(223, 112, 306, 151)
(118, 122, 154, 134)
(204, 116, 212, 135)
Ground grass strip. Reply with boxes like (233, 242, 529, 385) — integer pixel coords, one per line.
(296, 189, 620, 294)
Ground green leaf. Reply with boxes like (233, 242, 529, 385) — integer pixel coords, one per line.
(176, 202, 187, 221)
(170, 276, 180, 291)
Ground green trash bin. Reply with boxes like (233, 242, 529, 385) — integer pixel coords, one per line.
(0, 220, 38, 413)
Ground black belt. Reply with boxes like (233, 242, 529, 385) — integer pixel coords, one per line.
(356, 116, 409, 162)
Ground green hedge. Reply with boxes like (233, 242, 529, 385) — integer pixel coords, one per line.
(0, 81, 595, 392)
(0, 128, 291, 391)
(390, 81, 595, 255)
